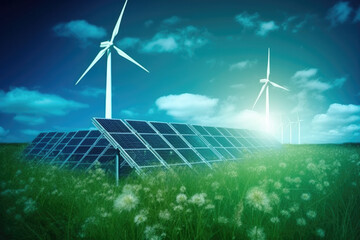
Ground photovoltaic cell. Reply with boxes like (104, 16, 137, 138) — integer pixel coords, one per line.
(150, 122, 176, 134)
(25, 117, 280, 175)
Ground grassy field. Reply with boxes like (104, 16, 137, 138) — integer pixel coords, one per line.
(0, 143, 360, 240)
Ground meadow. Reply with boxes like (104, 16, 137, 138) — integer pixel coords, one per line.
(0, 143, 359, 240)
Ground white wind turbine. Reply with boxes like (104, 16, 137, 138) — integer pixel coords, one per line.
(287, 117, 296, 144)
(253, 48, 289, 131)
(296, 113, 303, 144)
(75, 0, 149, 119)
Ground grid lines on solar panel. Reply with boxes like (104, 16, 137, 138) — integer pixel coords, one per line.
(126, 120, 188, 165)
(26, 132, 60, 159)
(23, 132, 46, 155)
(171, 123, 221, 163)
(149, 122, 208, 165)
(93, 118, 165, 169)
(41, 132, 77, 162)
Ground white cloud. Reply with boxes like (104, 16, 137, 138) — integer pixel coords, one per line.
(141, 26, 209, 56)
(79, 87, 105, 97)
(14, 115, 45, 126)
(354, 7, 360, 22)
(0, 126, 9, 137)
(120, 109, 138, 118)
(156, 93, 218, 120)
(291, 68, 346, 92)
(21, 129, 42, 136)
(162, 16, 182, 25)
(310, 103, 360, 143)
(326, 2, 352, 26)
(155, 93, 265, 130)
(292, 68, 318, 79)
(229, 60, 256, 71)
(116, 37, 141, 50)
(53, 20, 106, 45)
(235, 12, 260, 28)
(256, 21, 280, 36)
(0, 87, 88, 116)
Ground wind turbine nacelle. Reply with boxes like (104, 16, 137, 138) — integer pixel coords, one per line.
(260, 79, 268, 83)
(100, 41, 112, 48)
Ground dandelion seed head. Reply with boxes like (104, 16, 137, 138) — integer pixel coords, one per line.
(114, 192, 139, 212)
(248, 226, 266, 240)
(180, 186, 186, 193)
(279, 162, 287, 168)
(301, 193, 311, 201)
(246, 187, 270, 212)
(189, 193, 206, 206)
(134, 213, 147, 225)
(306, 210, 317, 219)
(217, 216, 229, 224)
(23, 198, 37, 214)
(280, 210, 291, 218)
(270, 217, 280, 223)
(296, 217, 306, 226)
(159, 209, 171, 221)
(316, 228, 325, 238)
(176, 193, 187, 204)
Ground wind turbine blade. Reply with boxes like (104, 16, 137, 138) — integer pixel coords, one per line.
(113, 45, 149, 73)
(267, 48, 270, 80)
(110, 0, 128, 43)
(252, 82, 267, 109)
(269, 81, 289, 91)
(75, 48, 108, 85)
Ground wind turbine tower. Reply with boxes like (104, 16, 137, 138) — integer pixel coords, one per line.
(297, 113, 303, 144)
(253, 48, 289, 132)
(75, 0, 149, 119)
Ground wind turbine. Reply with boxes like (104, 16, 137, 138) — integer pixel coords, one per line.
(280, 115, 284, 144)
(252, 48, 289, 131)
(296, 113, 303, 144)
(75, 0, 149, 119)
(287, 117, 296, 144)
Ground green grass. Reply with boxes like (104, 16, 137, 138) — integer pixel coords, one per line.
(1, 143, 360, 240)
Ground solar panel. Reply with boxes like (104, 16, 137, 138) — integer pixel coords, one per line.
(126, 120, 191, 166)
(25, 118, 281, 175)
(93, 118, 168, 173)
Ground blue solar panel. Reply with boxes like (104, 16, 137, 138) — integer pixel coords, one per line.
(96, 118, 131, 133)
(150, 122, 176, 134)
(141, 134, 170, 149)
(127, 120, 156, 133)
(171, 123, 195, 135)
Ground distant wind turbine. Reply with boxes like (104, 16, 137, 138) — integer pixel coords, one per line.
(253, 48, 289, 131)
(280, 115, 284, 144)
(287, 117, 296, 144)
(75, 0, 149, 119)
(297, 113, 303, 144)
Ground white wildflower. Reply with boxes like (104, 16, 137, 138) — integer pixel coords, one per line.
(270, 217, 280, 223)
(274, 181, 282, 189)
(114, 192, 139, 212)
(296, 218, 306, 226)
(176, 193, 187, 204)
(248, 226, 266, 240)
(245, 187, 270, 212)
(159, 209, 171, 221)
(301, 193, 311, 201)
(180, 186, 186, 193)
(316, 228, 325, 238)
(189, 193, 206, 206)
(24, 198, 37, 214)
(306, 210, 317, 219)
(134, 213, 147, 225)
(280, 210, 291, 218)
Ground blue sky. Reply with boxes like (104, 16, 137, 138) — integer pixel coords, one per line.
(0, 0, 359, 143)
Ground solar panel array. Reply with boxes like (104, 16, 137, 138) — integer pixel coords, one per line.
(24, 118, 280, 174)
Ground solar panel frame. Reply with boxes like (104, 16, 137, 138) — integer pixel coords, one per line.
(93, 118, 169, 174)
(125, 119, 189, 166)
